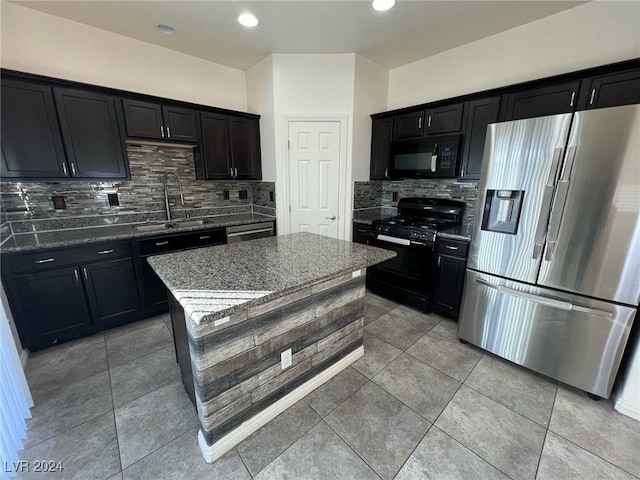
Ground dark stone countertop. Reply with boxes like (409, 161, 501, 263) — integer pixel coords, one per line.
(438, 224, 473, 242)
(352, 208, 395, 225)
(0, 213, 275, 253)
(148, 232, 396, 325)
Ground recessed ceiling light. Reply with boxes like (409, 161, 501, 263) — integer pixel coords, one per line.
(372, 0, 395, 11)
(156, 24, 176, 35)
(238, 12, 259, 28)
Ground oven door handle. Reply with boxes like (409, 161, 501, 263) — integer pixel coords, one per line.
(376, 234, 411, 246)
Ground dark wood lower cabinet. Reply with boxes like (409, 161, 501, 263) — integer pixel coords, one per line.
(432, 238, 469, 319)
(138, 257, 171, 316)
(83, 258, 141, 330)
(13, 266, 93, 349)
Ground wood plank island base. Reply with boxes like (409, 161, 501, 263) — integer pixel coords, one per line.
(148, 232, 396, 462)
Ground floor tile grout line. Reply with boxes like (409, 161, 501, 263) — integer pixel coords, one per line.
(234, 446, 254, 479)
(240, 411, 324, 478)
(104, 334, 125, 477)
(307, 369, 374, 421)
(106, 341, 174, 371)
(532, 385, 558, 480)
(403, 346, 474, 385)
(390, 423, 434, 479)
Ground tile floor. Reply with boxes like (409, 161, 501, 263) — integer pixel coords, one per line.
(16, 292, 640, 480)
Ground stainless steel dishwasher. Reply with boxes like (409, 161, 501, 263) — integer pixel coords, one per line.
(226, 222, 275, 243)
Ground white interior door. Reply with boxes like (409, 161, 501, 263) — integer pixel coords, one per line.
(288, 121, 341, 237)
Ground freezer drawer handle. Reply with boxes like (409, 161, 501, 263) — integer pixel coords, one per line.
(476, 277, 612, 318)
(533, 147, 563, 259)
(376, 234, 411, 246)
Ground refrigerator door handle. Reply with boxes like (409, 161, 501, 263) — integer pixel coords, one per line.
(544, 146, 577, 261)
(476, 277, 613, 318)
(533, 147, 563, 259)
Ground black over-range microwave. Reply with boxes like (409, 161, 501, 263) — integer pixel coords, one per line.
(389, 135, 462, 179)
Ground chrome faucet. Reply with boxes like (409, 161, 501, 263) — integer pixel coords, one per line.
(163, 171, 184, 221)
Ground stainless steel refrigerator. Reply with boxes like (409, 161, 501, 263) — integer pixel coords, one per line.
(458, 104, 640, 398)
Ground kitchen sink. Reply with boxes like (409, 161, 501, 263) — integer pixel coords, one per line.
(132, 219, 208, 232)
(170, 219, 206, 228)
(133, 223, 172, 232)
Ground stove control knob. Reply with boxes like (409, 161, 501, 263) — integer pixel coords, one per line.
(420, 233, 427, 239)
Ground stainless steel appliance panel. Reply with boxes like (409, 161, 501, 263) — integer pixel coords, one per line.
(226, 222, 275, 243)
(458, 270, 636, 398)
(468, 114, 573, 283)
(538, 105, 640, 306)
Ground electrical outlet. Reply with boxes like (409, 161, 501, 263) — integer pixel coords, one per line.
(281, 348, 292, 370)
(392, 191, 399, 202)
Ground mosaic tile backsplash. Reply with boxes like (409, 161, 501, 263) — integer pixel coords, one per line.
(354, 179, 479, 228)
(0, 145, 276, 228)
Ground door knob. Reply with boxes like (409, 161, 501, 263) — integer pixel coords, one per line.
(326, 216, 337, 220)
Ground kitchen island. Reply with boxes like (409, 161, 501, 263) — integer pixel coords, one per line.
(147, 232, 395, 462)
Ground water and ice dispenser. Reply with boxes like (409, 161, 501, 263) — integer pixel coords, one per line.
(481, 190, 525, 235)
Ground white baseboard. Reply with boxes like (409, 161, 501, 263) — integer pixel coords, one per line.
(614, 398, 640, 421)
(198, 345, 364, 463)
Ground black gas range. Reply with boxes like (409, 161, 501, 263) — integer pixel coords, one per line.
(367, 198, 464, 312)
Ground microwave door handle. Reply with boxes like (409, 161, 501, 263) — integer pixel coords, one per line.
(431, 144, 438, 173)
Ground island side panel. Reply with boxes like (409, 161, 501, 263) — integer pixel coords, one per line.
(169, 292, 196, 408)
(185, 272, 366, 459)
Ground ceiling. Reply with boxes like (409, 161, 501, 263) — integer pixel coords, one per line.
(12, 0, 586, 70)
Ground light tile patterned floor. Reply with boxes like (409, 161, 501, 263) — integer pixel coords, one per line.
(16, 293, 640, 479)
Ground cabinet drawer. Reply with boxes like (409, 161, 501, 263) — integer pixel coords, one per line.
(9, 241, 131, 273)
(437, 238, 468, 258)
(137, 234, 186, 256)
(181, 228, 225, 250)
(352, 223, 371, 245)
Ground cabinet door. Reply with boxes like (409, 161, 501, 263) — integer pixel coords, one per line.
(459, 97, 501, 181)
(426, 103, 464, 135)
(586, 69, 640, 109)
(54, 88, 128, 179)
(139, 256, 170, 315)
(199, 112, 232, 179)
(370, 117, 393, 180)
(14, 267, 92, 349)
(503, 81, 581, 120)
(122, 99, 164, 139)
(229, 116, 262, 180)
(394, 111, 425, 139)
(162, 105, 198, 142)
(82, 258, 141, 330)
(352, 223, 370, 244)
(433, 255, 466, 318)
(1, 79, 68, 179)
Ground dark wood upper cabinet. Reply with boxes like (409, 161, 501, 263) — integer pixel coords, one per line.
(394, 111, 425, 139)
(122, 99, 164, 139)
(229, 116, 261, 180)
(584, 69, 640, 110)
(1, 79, 68, 179)
(370, 116, 393, 180)
(162, 105, 198, 142)
(426, 103, 464, 135)
(199, 112, 232, 180)
(503, 81, 581, 121)
(198, 112, 262, 180)
(122, 99, 198, 142)
(54, 88, 128, 179)
(459, 97, 501, 181)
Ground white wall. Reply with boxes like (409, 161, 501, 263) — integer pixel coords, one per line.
(271, 54, 357, 239)
(353, 56, 389, 182)
(0, 2, 247, 110)
(246, 57, 277, 182)
(388, 2, 640, 109)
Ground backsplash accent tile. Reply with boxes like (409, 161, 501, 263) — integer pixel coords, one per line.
(0, 146, 275, 232)
(251, 182, 276, 209)
(353, 179, 479, 228)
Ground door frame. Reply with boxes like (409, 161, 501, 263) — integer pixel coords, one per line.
(278, 113, 350, 240)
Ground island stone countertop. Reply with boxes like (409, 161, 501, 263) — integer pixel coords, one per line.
(148, 231, 396, 463)
(0, 213, 274, 253)
(148, 231, 396, 325)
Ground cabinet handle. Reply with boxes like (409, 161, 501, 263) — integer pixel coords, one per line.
(74, 270, 80, 282)
(445, 245, 459, 250)
(199, 235, 211, 240)
(83, 267, 88, 280)
(428, 115, 432, 128)
(234, 167, 238, 178)
(70, 163, 77, 176)
(167, 126, 171, 138)
(35, 258, 55, 264)
(418, 117, 422, 129)
(437, 256, 441, 268)
(589, 88, 596, 105)
(97, 249, 114, 255)
(155, 240, 169, 246)
(569, 91, 576, 107)
(384, 168, 389, 179)
(61, 163, 68, 176)
(160, 126, 165, 138)
(230, 167, 234, 178)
